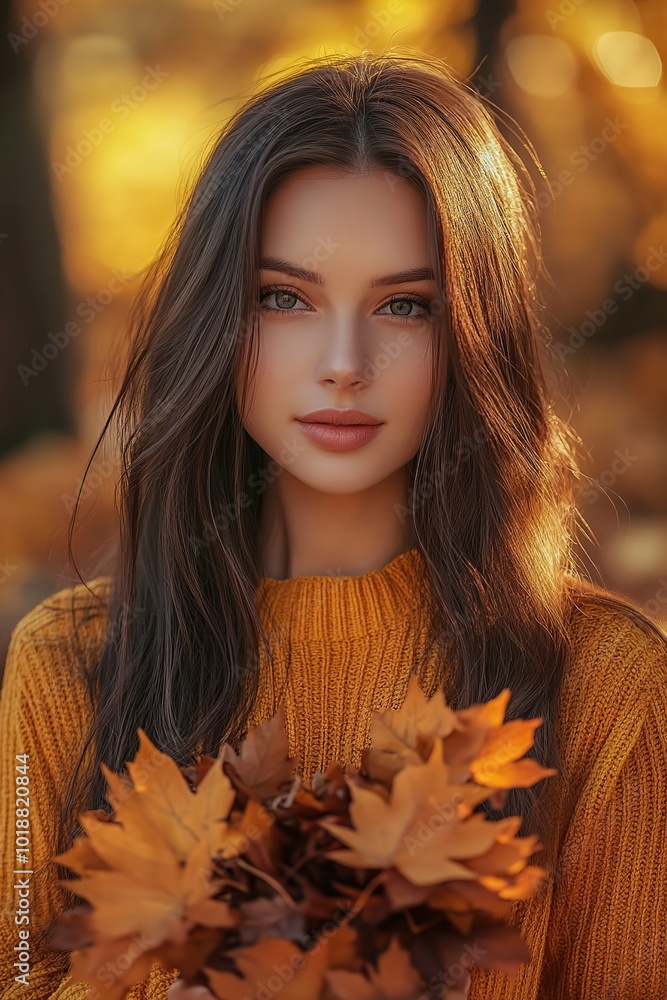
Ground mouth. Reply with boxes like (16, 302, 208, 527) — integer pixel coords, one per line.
(295, 409, 383, 426)
(294, 418, 384, 452)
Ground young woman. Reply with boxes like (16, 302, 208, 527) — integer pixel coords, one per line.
(1, 51, 665, 1000)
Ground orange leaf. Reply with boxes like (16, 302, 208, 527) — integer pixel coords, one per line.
(56, 729, 239, 948)
(321, 740, 498, 886)
(325, 936, 424, 1000)
(220, 705, 296, 800)
(470, 717, 557, 788)
(364, 675, 459, 783)
(205, 936, 330, 1000)
(102, 729, 237, 862)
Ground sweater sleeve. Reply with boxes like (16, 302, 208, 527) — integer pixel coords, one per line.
(540, 623, 667, 999)
(0, 590, 178, 999)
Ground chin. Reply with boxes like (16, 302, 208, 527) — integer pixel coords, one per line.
(296, 466, 389, 495)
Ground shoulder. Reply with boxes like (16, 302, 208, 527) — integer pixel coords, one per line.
(564, 577, 667, 689)
(557, 577, 667, 769)
(8, 574, 113, 653)
(2, 576, 113, 703)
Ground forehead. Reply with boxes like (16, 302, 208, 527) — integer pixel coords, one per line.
(260, 165, 432, 269)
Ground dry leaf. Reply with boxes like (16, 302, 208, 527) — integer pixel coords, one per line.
(363, 675, 460, 783)
(324, 936, 424, 1000)
(221, 706, 296, 800)
(205, 936, 330, 1000)
(48, 683, 555, 1000)
(320, 740, 498, 885)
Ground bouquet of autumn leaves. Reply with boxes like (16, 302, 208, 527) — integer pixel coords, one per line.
(48, 677, 556, 1000)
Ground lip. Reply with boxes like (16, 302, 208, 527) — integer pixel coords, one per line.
(296, 408, 383, 425)
(295, 420, 383, 452)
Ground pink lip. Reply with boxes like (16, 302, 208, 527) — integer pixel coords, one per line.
(296, 408, 382, 426)
(295, 420, 383, 452)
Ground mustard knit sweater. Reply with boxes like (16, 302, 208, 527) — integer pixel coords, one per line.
(1, 547, 666, 1000)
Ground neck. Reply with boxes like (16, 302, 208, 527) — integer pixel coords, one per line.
(256, 464, 417, 580)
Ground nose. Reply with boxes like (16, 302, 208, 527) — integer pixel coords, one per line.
(314, 315, 373, 390)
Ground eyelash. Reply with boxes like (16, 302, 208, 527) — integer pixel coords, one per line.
(259, 284, 432, 324)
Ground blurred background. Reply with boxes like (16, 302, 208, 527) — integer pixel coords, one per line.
(1, 0, 666, 663)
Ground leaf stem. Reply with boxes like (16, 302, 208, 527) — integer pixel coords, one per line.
(234, 858, 299, 909)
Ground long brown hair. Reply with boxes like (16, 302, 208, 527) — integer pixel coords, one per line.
(55, 51, 663, 896)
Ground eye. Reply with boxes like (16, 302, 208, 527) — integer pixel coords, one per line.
(258, 286, 433, 323)
(259, 285, 312, 315)
(376, 294, 432, 323)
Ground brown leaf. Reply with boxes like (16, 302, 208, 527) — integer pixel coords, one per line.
(382, 869, 430, 912)
(63, 924, 218, 1000)
(95, 730, 237, 866)
(425, 877, 512, 929)
(439, 689, 511, 784)
(205, 936, 330, 1000)
(467, 919, 532, 981)
(237, 895, 305, 945)
(55, 729, 239, 949)
(325, 921, 362, 972)
(223, 798, 279, 874)
(151, 924, 224, 980)
(363, 675, 459, 784)
(181, 754, 219, 790)
(220, 705, 296, 800)
(320, 740, 497, 885)
(325, 936, 423, 1000)
(58, 838, 235, 947)
(47, 905, 96, 952)
(63, 933, 158, 1000)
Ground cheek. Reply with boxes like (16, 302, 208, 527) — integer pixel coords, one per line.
(241, 337, 301, 431)
(383, 336, 433, 432)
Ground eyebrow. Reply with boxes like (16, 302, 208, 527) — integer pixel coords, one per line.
(259, 255, 435, 288)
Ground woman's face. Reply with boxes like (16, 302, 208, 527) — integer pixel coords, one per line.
(238, 165, 439, 496)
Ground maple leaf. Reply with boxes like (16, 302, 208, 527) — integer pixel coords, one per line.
(441, 691, 557, 791)
(320, 739, 501, 885)
(407, 916, 527, 991)
(57, 827, 235, 945)
(463, 814, 542, 877)
(54, 729, 240, 950)
(324, 936, 424, 1000)
(382, 813, 547, 933)
(469, 717, 558, 789)
(220, 705, 296, 800)
(60, 929, 158, 1000)
(58, 916, 222, 1000)
(204, 935, 331, 1000)
(96, 728, 238, 863)
(221, 797, 280, 874)
(438, 690, 512, 784)
(363, 675, 459, 783)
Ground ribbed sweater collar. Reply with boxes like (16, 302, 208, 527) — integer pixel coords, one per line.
(254, 546, 426, 641)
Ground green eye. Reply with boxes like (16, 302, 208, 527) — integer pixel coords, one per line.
(259, 285, 311, 314)
(376, 295, 431, 322)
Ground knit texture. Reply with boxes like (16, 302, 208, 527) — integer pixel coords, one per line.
(1, 546, 666, 999)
